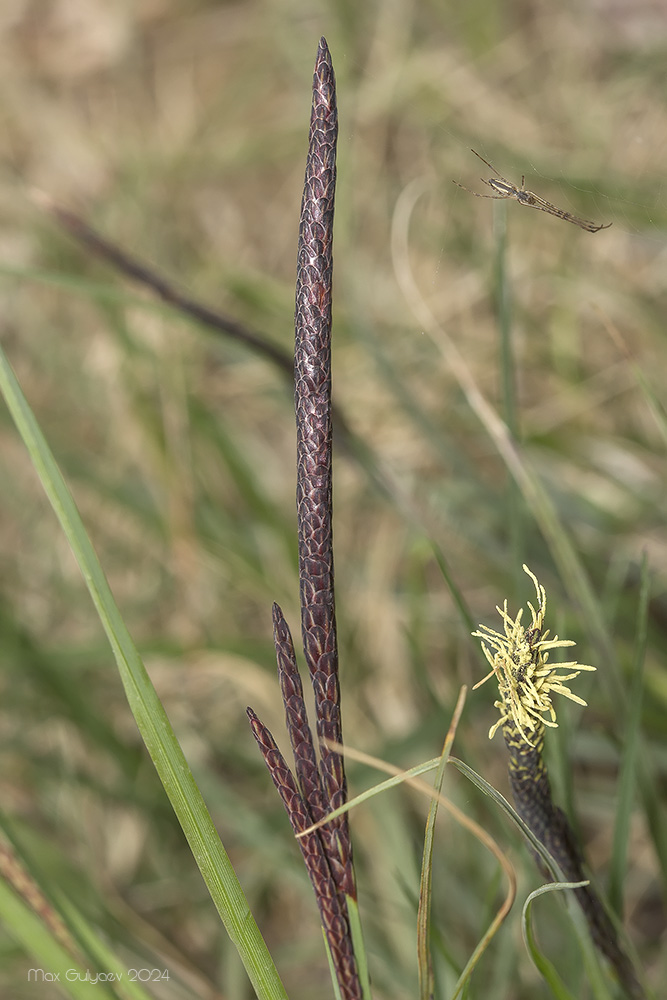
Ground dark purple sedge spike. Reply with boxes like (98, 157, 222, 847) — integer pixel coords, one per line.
(246, 37, 360, 1000)
(246, 709, 360, 999)
(294, 35, 354, 900)
(272, 601, 326, 823)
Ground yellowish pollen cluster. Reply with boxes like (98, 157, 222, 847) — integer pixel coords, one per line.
(472, 565, 596, 746)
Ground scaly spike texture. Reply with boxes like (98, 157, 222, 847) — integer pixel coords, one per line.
(246, 39, 360, 1000)
(246, 709, 361, 999)
(272, 601, 326, 823)
(294, 37, 353, 898)
(474, 566, 644, 999)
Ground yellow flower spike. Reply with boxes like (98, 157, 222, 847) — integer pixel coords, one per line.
(472, 569, 644, 997)
(472, 565, 596, 747)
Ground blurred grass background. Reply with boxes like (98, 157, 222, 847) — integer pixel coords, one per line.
(1, 0, 666, 997)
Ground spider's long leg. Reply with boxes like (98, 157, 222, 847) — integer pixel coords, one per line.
(551, 210, 612, 233)
(452, 181, 511, 200)
(525, 195, 611, 232)
(581, 220, 612, 233)
(469, 148, 507, 181)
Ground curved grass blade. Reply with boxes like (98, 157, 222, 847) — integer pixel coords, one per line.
(450, 758, 623, 997)
(522, 882, 589, 1000)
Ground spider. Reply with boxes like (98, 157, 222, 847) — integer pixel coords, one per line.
(454, 148, 612, 233)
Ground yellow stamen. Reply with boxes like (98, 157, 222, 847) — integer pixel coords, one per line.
(472, 565, 595, 746)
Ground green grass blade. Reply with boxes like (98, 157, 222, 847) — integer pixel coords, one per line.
(523, 880, 614, 1000)
(448, 758, 552, 864)
(417, 689, 466, 1000)
(522, 882, 591, 1000)
(0, 876, 117, 1000)
(55, 896, 164, 1000)
(0, 820, 155, 1000)
(416, 748, 445, 1000)
(492, 206, 526, 597)
(299, 757, 443, 829)
(450, 758, 615, 996)
(0, 344, 288, 1000)
(609, 553, 650, 915)
(346, 895, 372, 1000)
(322, 930, 344, 1000)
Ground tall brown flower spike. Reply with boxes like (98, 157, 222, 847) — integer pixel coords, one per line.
(294, 33, 353, 901)
(247, 38, 360, 1000)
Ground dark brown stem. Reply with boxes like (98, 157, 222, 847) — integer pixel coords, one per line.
(37, 187, 399, 502)
(39, 198, 294, 378)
